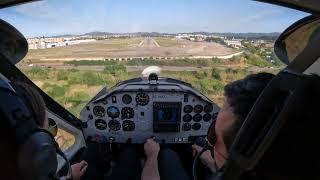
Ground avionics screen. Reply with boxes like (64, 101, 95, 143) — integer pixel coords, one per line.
(153, 102, 181, 132)
(156, 107, 179, 122)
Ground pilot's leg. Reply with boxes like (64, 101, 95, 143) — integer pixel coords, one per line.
(158, 148, 190, 180)
(108, 145, 140, 180)
(82, 142, 108, 180)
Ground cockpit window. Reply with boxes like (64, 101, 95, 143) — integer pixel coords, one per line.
(0, 0, 308, 117)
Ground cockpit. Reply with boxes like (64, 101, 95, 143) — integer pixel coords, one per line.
(80, 72, 219, 144)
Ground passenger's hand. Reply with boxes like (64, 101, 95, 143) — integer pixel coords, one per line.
(144, 138, 160, 159)
(71, 160, 88, 180)
(192, 144, 216, 172)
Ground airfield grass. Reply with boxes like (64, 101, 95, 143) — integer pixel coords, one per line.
(154, 37, 180, 47)
(26, 38, 143, 59)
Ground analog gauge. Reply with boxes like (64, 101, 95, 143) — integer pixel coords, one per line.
(194, 105, 203, 113)
(193, 114, 202, 122)
(93, 106, 105, 117)
(121, 107, 135, 119)
(183, 114, 192, 122)
(182, 123, 191, 131)
(192, 123, 201, 131)
(108, 120, 121, 131)
(203, 113, 212, 122)
(122, 120, 135, 131)
(107, 106, 120, 118)
(135, 92, 149, 106)
(122, 94, 132, 104)
(204, 104, 214, 113)
(183, 105, 193, 113)
(95, 119, 107, 130)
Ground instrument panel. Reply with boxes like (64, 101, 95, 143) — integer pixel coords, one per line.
(80, 77, 219, 144)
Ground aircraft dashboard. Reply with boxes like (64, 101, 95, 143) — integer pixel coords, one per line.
(80, 75, 219, 144)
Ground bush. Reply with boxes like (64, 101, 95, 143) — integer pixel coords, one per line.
(67, 91, 90, 106)
(211, 68, 221, 80)
(82, 72, 105, 86)
(24, 67, 49, 79)
(45, 84, 66, 98)
(104, 64, 127, 75)
(212, 79, 224, 91)
(57, 70, 68, 81)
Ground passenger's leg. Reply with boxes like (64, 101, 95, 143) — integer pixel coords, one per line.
(158, 148, 191, 180)
(108, 145, 141, 180)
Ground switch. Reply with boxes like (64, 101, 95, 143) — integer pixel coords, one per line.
(112, 96, 117, 103)
(184, 94, 189, 103)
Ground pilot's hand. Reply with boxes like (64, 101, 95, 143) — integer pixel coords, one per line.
(71, 160, 88, 180)
(192, 144, 216, 172)
(144, 138, 160, 159)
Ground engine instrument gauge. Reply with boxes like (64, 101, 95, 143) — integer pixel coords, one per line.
(194, 104, 203, 113)
(183, 105, 193, 113)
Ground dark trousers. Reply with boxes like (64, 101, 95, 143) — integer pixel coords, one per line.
(83, 144, 190, 180)
(82, 144, 140, 180)
(158, 148, 191, 180)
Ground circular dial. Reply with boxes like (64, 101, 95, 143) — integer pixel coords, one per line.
(122, 120, 135, 131)
(193, 114, 202, 122)
(108, 120, 121, 131)
(135, 92, 149, 106)
(183, 114, 192, 122)
(183, 105, 193, 113)
(204, 104, 214, 113)
(182, 123, 191, 131)
(95, 119, 107, 130)
(107, 106, 120, 118)
(203, 113, 212, 122)
(121, 107, 134, 119)
(122, 94, 132, 104)
(192, 123, 201, 130)
(93, 106, 105, 117)
(194, 105, 203, 113)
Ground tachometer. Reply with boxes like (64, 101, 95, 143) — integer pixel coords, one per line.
(135, 92, 149, 106)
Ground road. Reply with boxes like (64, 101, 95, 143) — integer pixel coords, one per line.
(138, 37, 160, 48)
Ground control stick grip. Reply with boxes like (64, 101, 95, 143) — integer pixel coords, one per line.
(194, 137, 207, 147)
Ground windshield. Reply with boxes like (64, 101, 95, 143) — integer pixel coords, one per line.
(0, 0, 308, 117)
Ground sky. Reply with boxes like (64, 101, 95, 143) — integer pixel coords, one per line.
(0, 0, 309, 38)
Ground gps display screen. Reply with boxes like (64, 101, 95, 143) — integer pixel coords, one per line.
(156, 107, 179, 122)
(153, 102, 181, 132)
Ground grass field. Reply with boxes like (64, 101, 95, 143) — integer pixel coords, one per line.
(25, 38, 143, 60)
(154, 37, 180, 47)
